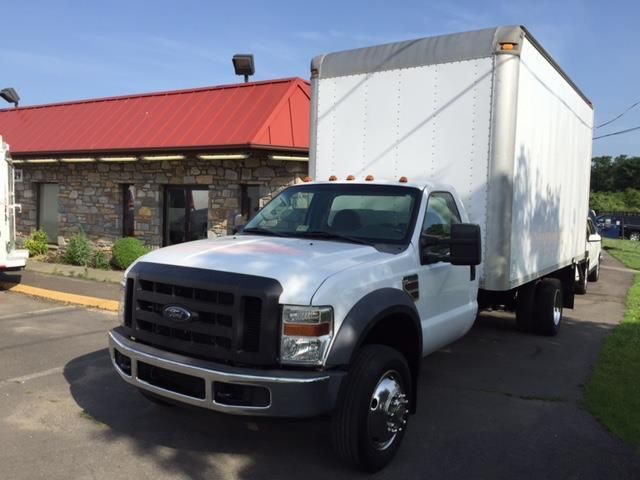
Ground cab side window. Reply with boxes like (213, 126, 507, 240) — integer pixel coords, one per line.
(421, 192, 461, 259)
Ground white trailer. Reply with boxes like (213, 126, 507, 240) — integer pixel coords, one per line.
(310, 25, 593, 293)
(0, 137, 28, 271)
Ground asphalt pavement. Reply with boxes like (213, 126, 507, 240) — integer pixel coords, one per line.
(0, 252, 639, 479)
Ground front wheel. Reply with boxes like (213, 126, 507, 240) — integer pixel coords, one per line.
(588, 259, 600, 282)
(332, 345, 411, 472)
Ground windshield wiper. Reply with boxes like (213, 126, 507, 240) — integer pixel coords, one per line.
(241, 227, 293, 237)
(297, 230, 373, 246)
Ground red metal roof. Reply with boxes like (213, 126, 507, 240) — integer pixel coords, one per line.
(0, 78, 310, 156)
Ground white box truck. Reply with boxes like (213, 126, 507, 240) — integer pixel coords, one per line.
(0, 137, 28, 272)
(109, 26, 593, 472)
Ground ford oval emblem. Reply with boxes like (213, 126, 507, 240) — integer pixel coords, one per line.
(162, 305, 192, 323)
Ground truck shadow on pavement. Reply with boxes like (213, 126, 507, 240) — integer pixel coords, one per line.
(63, 308, 640, 480)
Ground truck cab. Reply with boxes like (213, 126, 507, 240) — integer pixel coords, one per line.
(110, 179, 481, 471)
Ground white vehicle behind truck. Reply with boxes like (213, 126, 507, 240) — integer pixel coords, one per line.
(109, 26, 593, 471)
(0, 137, 28, 272)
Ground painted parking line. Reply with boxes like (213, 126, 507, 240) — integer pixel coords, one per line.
(0, 306, 77, 322)
(0, 366, 64, 388)
(0, 282, 119, 312)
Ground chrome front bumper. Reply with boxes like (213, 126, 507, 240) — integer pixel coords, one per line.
(109, 327, 344, 417)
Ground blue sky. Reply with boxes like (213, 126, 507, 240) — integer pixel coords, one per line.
(1, 0, 638, 156)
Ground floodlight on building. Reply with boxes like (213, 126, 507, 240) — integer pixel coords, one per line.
(141, 154, 185, 161)
(99, 156, 138, 162)
(232, 54, 255, 83)
(269, 154, 309, 161)
(197, 153, 249, 160)
(25, 158, 58, 164)
(0, 87, 20, 107)
(60, 157, 96, 163)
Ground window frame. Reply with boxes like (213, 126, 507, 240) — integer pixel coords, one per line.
(37, 182, 60, 245)
(419, 191, 462, 264)
(162, 185, 210, 246)
(122, 184, 136, 237)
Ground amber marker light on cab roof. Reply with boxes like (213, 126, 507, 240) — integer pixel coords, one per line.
(500, 42, 517, 51)
(346, 175, 355, 180)
(303, 176, 312, 182)
(365, 175, 374, 181)
(399, 176, 408, 183)
(329, 175, 338, 181)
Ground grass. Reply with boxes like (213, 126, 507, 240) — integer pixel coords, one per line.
(584, 239, 640, 448)
(602, 238, 640, 270)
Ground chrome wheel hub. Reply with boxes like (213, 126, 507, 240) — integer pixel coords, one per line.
(553, 291, 562, 326)
(367, 370, 409, 451)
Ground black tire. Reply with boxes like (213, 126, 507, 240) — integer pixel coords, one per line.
(515, 282, 537, 331)
(139, 389, 176, 407)
(588, 260, 600, 282)
(332, 345, 412, 473)
(534, 278, 563, 336)
(575, 264, 588, 294)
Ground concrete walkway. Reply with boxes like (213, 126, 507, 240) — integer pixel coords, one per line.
(0, 265, 120, 311)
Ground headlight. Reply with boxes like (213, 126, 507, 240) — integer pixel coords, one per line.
(280, 305, 333, 366)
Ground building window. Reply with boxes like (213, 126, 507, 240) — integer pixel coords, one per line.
(38, 183, 59, 244)
(241, 184, 262, 221)
(122, 184, 136, 237)
(164, 186, 209, 246)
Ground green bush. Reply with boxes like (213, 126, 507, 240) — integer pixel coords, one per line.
(111, 237, 150, 270)
(64, 231, 93, 266)
(24, 230, 49, 256)
(92, 250, 111, 270)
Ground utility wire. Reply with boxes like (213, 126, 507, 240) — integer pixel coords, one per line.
(596, 100, 640, 129)
(593, 125, 640, 140)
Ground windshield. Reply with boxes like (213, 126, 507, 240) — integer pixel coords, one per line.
(242, 184, 421, 245)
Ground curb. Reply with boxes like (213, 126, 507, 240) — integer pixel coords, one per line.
(0, 282, 119, 312)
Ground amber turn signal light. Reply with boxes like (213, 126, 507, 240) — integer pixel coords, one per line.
(283, 323, 331, 337)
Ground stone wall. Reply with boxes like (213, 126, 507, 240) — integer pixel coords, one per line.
(14, 152, 307, 248)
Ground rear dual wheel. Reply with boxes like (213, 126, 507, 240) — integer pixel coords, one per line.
(534, 278, 563, 336)
(516, 278, 563, 336)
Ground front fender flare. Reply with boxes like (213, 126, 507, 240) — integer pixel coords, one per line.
(325, 288, 422, 367)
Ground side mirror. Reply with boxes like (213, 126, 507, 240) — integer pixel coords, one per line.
(588, 233, 601, 243)
(449, 224, 482, 266)
(420, 223, 481, 266)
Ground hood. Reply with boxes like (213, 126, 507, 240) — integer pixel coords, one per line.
(136, 235, 387, 304)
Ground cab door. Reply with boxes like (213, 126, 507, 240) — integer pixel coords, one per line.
(414, 191, 478, 354)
